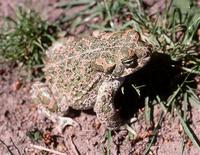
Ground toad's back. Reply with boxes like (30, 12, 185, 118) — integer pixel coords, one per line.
(43, 29, 150, 110)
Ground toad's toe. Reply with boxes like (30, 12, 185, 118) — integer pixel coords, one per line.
(39, 106, 80, 133)
(31, 81, 57, 112)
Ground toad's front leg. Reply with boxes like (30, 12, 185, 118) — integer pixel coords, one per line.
(94, 79, 124, 130)
(31, 82, 79, 132)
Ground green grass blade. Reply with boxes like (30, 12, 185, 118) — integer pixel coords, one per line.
(156, 96, 168, 113)
(143, 112, 164, 155)
(167, 85, 181, 106)
(106, 130, 112, 155)
(144, 97, 152, 126)
(176, 109, 200, 150)
(182, 16, 200, 45)
(172, 0, 190, 14)
(183, 93, 189, 121)
(54, 0, 92, 8)
(186, 86, 200, 110)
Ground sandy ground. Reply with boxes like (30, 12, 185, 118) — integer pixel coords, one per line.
(0, 0, 200, 154)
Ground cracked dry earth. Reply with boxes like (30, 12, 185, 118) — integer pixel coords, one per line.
(0, 62, 200, 155)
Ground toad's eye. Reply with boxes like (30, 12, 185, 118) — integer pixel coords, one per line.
(120, 47, 138, 68)
(121, 56, 137, 68)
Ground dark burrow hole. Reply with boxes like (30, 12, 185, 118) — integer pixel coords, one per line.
(114, 52, 197, 123)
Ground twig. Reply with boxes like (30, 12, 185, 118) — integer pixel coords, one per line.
(10, 138, 21, 155)
(31, 144, 67, 155)
(69, 136, 81, 155)
(64, 135, 80, 155)
(0, 138, 14, 155)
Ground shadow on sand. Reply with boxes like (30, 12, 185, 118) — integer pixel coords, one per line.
(114, 52, 196, 122)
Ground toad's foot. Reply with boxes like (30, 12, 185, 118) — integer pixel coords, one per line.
(94, 79, 124, 130)
(39, 106, 80, 132)
(31, 82, 80, 132)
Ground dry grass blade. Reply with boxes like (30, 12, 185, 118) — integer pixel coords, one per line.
(31, 144, 67, 155)
(10, 138, 21, 155)
(0, 139, 14, 155)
